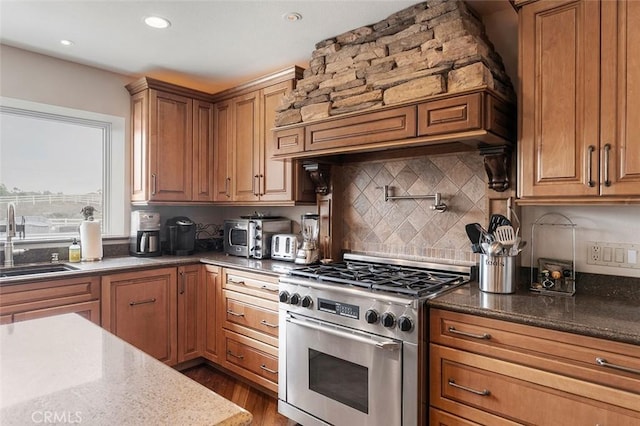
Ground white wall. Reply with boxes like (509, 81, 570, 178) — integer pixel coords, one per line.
(520, 205, 640, 278)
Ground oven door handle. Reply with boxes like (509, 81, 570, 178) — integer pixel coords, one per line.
(286, 315, 400, 351)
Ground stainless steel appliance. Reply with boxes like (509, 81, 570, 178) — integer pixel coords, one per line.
(130, 211, 161, 257)
(165, 216, 196, 256)
(224, 217, 291, 259)
(278, 253, 472, 426)
(295, 213, 319, 265)
(271, 234, 298, 261)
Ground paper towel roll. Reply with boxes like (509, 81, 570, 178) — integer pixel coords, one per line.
(80, 220, 103, 261)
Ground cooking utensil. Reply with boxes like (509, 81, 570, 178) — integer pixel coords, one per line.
(465, 223, 483, 253)
(487, 241, 504, 255)
(494, 225, 517, 246)
(488, 214, 511, 234)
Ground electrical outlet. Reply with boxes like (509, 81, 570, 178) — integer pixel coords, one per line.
(586, 241, 640, 269)
(588, 244, 601, 263)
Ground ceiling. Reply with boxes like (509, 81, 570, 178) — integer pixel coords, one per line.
(0, 0, 515, 93)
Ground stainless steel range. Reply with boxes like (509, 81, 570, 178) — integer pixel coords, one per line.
(278, 253, 472, 426)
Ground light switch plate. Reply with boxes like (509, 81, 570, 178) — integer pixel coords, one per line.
(587, 242, 640, 269)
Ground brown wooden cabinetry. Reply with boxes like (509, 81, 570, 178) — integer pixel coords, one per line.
(220, 268, 280, 393)
(203, 264, 222, 363)
(0, 276, 100, 325)
(101, 267, 177, 365)
(429, 309, 640, 424)
(518, 0, 640, 203)
(126, 77, 214, 203)
(212, 66, 315, 205)
(177, 264, 204, 363)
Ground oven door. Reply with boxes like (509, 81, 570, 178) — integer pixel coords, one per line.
(283, 313, 402, 426)
(223, 221, 249, 257)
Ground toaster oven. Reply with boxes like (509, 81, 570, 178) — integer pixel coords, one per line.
(224, 218, 291, 259)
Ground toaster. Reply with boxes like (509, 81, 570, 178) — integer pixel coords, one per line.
(271, 234, 299, 261)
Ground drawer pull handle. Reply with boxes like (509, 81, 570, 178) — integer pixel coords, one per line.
(226, 310, 245, 317)
(260, 364, 278, 375)
(129, 298, 156, 306)
(227, 350, 244, 360)
(448, 326, 491, 340)
(596, 357, 640, 375)
(448, 379, 490, 396)
(260, 285, 278, 293)
(260, 319, 278, 328)
(228, 279, 246, 285)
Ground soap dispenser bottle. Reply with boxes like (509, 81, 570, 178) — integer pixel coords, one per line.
(69, 238, 81, 263)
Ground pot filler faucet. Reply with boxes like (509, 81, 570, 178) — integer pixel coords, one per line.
(4, 202, 26, 267)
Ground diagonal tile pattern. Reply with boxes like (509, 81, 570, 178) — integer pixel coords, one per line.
(342, 152, 486, 264)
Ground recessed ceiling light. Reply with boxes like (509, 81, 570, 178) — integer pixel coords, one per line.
(60, 39, 74, 46)
(144, 16, 171, 29)
(283, 12, 302, 22)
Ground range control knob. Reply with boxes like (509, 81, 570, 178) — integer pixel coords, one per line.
(290, 293, 301, 306)
(381, 312, 396, 328)
(301, 296, 313, 308)
(365, 309, 379, 324)
(398, 316, 413, 332)
(278, 291, 290, 303)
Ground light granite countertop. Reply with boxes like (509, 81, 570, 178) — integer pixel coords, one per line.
(0, 314, 252, 426)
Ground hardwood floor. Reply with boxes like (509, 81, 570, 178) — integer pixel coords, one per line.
(182, 364, 297, 426)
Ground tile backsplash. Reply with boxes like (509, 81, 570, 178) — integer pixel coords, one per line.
(341, 151, 487, 264)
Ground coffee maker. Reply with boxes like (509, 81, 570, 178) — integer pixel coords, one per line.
(130, 211, 161, 257)
(295, 213, 320, 265)
(165, 216, 196, 256)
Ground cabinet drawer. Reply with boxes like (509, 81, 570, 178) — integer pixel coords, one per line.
(430, 309, 640, 395)
(431, 344, 640, 425)
(223, 330, 278, 393)
(224, 290, 278, 346)
(0, 276, 100, 316)
(223, 268, 279, 300)
(418, 93, 481, 136)
(12, 300, 101, 325)
(429, 407, 482, 426)
(305, 106, 416, 152)
(273, 127, 304, 155)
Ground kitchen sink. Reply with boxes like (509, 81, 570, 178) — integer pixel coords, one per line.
(0, 264, 79, 278)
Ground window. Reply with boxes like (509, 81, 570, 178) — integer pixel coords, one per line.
(0, 97, 125, 240)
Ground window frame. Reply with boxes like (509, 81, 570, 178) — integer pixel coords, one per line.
(0, 96, 126, 241)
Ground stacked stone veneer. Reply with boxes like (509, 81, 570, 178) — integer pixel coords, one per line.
(275, 0, 514, 126)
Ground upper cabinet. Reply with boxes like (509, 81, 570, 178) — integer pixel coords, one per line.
(518, 0, 640, 203)
(127, 78, 214, 203)
(212, 66, 315, 205)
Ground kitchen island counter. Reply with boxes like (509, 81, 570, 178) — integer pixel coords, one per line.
(429, 282, 640, 346)
(0, 314, 252, 426)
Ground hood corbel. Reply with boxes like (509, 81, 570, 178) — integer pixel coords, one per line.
(479, 144, 512, 192)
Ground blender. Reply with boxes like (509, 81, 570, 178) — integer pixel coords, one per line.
(295, 213, 320, 265)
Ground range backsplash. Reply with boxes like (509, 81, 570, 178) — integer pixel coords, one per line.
(341, 151, 485, 264)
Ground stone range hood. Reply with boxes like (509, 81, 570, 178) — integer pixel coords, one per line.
(271, 0, 516, 192)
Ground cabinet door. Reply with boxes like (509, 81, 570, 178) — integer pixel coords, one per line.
(600, 0, 640, 196)
(131, 91, 149, 202)
(232, 91, 261, 202)
(192, 100, 215, 201)
(260, 81, 294, 202)
(213, 99, 232, 201)
(177, 264, 204, 363)
(149, 90, 193, 201)
(203, 264, 222, 362)
(518, 0, 601, 198)
(102, 268, 177, 365)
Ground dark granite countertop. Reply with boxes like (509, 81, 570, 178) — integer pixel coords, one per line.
(429, 281, 640, 346)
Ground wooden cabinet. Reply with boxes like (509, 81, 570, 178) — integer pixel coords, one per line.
(220, 268, 280, 393)
(518, 0, 640, 203)
(177, 264, 204, 363)
(126, 77, 214, 203)
(102, 267, 177, 365)
(429, 309, 640, 424)
(203, 264, 222, 363)
(0, 275, 100, 325)
(212, 66, 315, 205)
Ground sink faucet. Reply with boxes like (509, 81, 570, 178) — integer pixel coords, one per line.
(4, 202, 26, 267)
